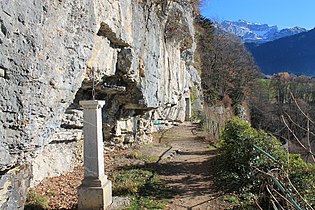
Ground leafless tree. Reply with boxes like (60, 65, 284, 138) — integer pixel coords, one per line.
(195, 16, 259, 106)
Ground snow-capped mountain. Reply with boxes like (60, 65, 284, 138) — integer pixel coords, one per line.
(246, 28, 315, 76)
(221, 20, 307, 43)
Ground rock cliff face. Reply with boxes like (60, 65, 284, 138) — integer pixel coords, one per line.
(0, 0, 199, 208)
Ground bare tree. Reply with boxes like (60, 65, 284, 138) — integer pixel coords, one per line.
(281, 92, 315, 163)
(250, 75, 315, 163)
(195, 16, 259, 106)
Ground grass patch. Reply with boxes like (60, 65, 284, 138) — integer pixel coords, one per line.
(125, 196, 166, 210)
(24, 190, 49, 210)
(125, 151, 143, 160)
(111, 169, 153, 194)
(110, 168, 174, 209)
(143, 155, 159, 163)
(125, 150, 159, 163)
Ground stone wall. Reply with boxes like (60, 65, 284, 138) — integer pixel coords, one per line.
(0, 0, 200, 208)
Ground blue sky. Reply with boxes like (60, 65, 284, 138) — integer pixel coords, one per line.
(201, 0, 315, 29)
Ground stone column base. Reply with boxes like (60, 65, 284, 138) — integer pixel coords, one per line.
(78, 178, 112, 210)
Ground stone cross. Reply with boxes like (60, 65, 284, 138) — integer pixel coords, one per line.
(78, 100, 112, 210)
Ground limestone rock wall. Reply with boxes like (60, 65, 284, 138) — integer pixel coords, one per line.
(0, 0, 199, 208)
(0, 0, 95, 208)
(74, 0, 197, 148)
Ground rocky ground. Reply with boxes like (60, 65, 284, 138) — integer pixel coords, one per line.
(25, 122, 236, 210)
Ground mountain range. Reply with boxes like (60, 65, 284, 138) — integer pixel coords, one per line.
(219, 20, 315, 76)
(246, 28, 315, 76)
(221, 20, 307, 43)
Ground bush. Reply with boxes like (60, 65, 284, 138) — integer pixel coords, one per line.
(218, 118, 282, 192)
(218, 117, 315, 208)
(288, 154, 315, 205)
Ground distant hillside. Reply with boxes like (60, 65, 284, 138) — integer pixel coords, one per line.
(246, 28, 315, 76)
(221, 20, 307, 43)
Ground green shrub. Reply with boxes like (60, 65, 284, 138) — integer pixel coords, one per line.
(218, 118, 282, 192)
(288, 154, 315, 206)
(218, 117, 315, 208)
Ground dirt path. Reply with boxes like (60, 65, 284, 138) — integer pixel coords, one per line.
(27, 123, 235, 209)
(152, 122, 231, 210)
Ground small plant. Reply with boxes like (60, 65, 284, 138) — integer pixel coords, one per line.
(207, 145, 217, 151)
(110, 168, 172, 209)
(24, 190, 49, 210)
(143, 155, 159, 163)
(125, 151, 143, 160)
(224, 195, 240, 204)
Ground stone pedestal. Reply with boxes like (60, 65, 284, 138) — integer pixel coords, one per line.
(185, 97, 191, 121)
(78, 100, 112, 210)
